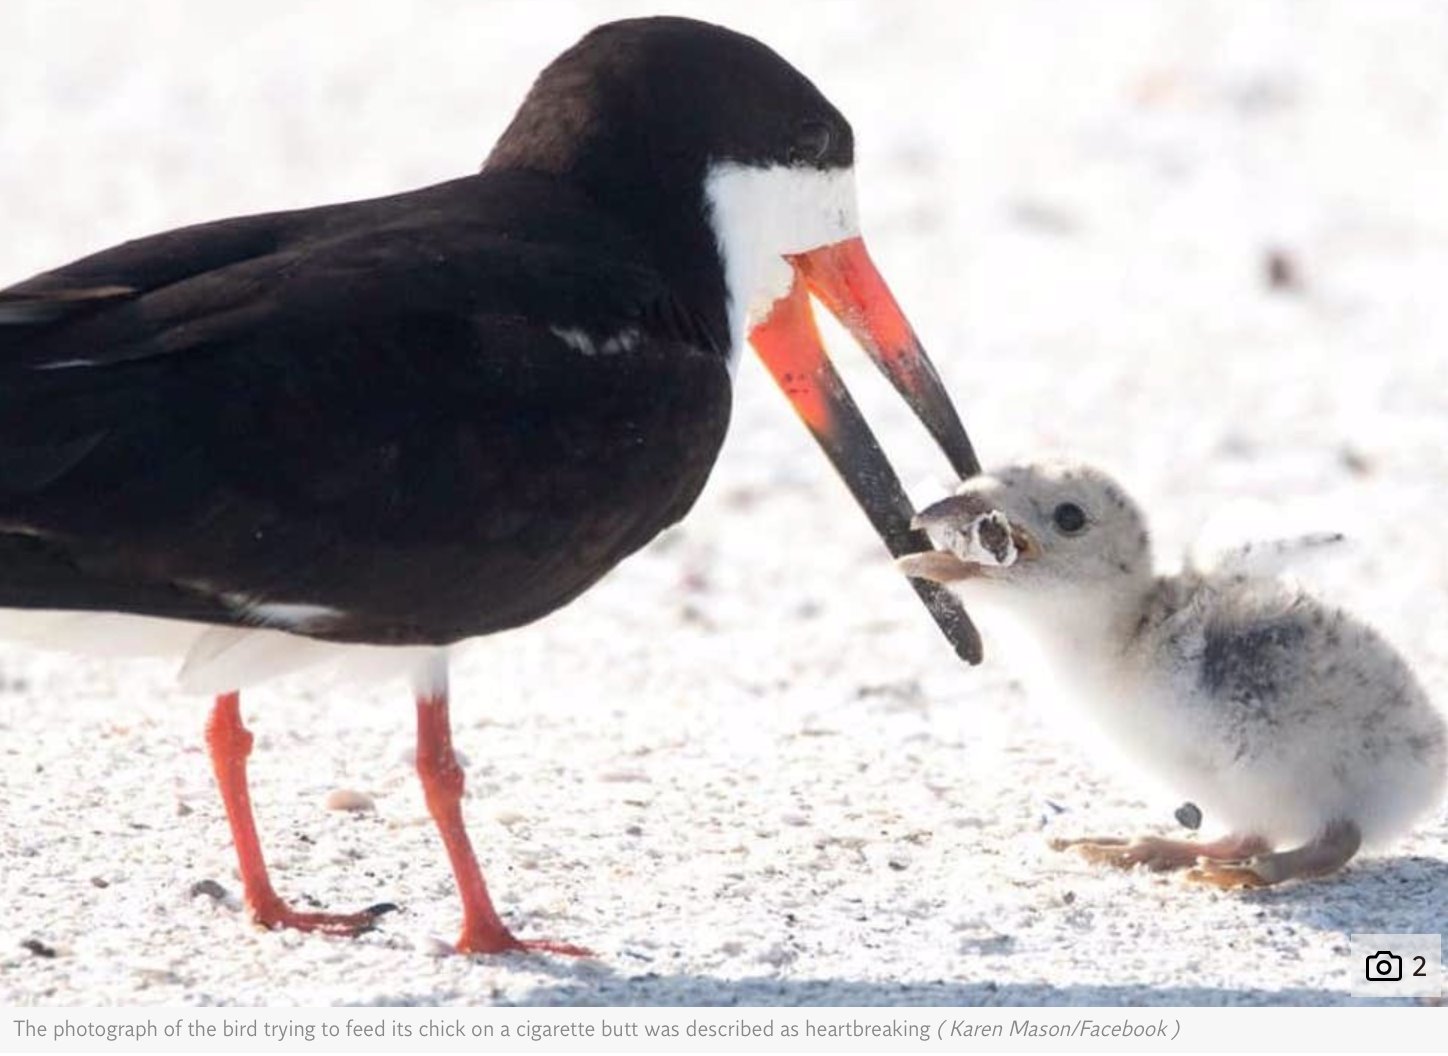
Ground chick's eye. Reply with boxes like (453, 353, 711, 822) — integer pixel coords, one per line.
(789, 121, 832, 165)
(1052, 502, 1088, 535)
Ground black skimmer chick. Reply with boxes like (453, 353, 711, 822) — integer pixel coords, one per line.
(0, 18, 981, 955)
(900, 461, 1446, 888)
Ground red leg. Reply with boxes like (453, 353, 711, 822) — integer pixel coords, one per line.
(205, 692, 392, 936)
(414, 661, 590, 957)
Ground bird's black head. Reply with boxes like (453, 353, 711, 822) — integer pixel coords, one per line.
(488, 19, 866, 355)
(488, 17, 853, 183)
(488, 17, 983, 664)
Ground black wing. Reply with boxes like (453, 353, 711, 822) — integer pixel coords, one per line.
(0, 173, 732, 644)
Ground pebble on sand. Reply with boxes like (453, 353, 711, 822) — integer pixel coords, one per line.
(324, 789, 376, 812)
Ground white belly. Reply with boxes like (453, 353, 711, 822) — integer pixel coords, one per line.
(0, 608, 434, 693)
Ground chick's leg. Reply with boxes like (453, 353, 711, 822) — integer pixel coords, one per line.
(1188, 820, 1361, 889)
(1051, 833, 1270, 873)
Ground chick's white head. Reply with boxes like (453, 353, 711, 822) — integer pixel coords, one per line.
(902, 461, 1155, 637)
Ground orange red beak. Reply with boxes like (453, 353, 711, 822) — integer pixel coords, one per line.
(749, 235, 983, 664)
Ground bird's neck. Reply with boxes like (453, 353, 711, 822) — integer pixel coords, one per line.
(987, 580, 1156, 693)
(486, 119, 732, 360)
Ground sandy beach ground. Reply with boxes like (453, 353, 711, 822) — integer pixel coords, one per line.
(1, 0, 1445, 1006)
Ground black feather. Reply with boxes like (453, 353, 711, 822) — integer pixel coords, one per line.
(0, 172, 732, 644)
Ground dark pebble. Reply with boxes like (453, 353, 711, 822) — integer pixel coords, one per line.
(190, 879, 228, 901)
(1264, 248, 1301, 292)
(1175, 802, 1204, 829)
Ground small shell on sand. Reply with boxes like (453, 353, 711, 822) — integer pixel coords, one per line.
(324, 788, 376, 812)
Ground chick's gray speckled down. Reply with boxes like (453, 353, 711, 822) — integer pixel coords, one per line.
(902, 460, 1448, 888)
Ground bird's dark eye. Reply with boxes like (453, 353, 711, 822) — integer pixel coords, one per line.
(1052, 502, 1088, 535)
(789, 121, 833, 166)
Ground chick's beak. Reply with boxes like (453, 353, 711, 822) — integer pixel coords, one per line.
(748, 235, 982, 664)
(895, 551, 977, 584)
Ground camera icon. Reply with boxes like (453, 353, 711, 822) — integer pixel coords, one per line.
(1364, 951, 1403, 982)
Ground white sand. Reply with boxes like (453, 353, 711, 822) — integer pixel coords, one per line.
(1, 0, 1445, 1006)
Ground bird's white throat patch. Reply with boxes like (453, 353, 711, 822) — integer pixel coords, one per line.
(703, 162, 860, 367)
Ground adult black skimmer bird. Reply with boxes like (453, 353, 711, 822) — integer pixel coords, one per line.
(0, 16, 979, 954)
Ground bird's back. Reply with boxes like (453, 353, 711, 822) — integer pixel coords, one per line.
(0, 171, 733, 651)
